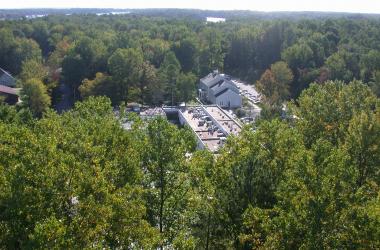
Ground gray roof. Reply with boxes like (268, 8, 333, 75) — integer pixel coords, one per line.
(0, 85, 20, 96)
(200, 72, 232, 87)
(214, 88, 230, 97)
(200, 71, 241, 100)
(0, 68, 16, 87)
(210, 79, 239, 97)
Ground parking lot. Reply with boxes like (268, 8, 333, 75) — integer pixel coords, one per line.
(232, 80, 261, 104)
(231, 80, 262, 123)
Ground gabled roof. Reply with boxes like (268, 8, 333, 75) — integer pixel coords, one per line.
(200, 72, 232, 87)
(211, 79, 239, 96)
(0, 85, 20, 96)
(0, 68, 16, 87)
(209, 79, 225, 89)
(214, 88, 230, 97)
(200, 71, 241, 101)
(201, 73, 221, 86)
(214, 87, 240, 98)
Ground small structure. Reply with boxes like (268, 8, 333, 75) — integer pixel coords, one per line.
(0, 68, 20, 105)
(0, 68, 16, 87)
(199, 70, 242, 108)
(206, 17, 226, 23)
(140, 107, 166, 120)
(0, 85, 20, 105)
(127, 102, 141, 113)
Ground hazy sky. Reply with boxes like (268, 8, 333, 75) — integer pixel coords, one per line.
(1, 0, 380, 14)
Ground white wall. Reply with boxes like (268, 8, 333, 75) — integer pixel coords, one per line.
(215, 90, 242, 108)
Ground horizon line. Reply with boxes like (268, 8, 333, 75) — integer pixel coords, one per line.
(0, 7, 380, 15)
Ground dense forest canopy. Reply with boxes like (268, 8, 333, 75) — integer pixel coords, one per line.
(0, 11, 380, 111)
(0, 10, 379, 249)
(0, 82, 378, 249)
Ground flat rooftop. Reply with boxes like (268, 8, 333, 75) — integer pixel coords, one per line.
(181, 107, 223, 152)
(180, 105, 241, 152)
(140, 107, 166, 119)
(204, 106, 241, 135)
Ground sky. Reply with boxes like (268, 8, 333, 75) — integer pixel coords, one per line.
(1, 0, 380, 14)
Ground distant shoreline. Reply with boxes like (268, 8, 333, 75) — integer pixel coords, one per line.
(1, 8, 380, 21)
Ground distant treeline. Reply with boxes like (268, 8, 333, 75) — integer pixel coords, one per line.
(0, 11, 379, 115)
(2, 8, 380, 20)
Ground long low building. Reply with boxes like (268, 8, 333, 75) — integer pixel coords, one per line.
(122, 104, 243, 153)
(178, 105, 242, 152)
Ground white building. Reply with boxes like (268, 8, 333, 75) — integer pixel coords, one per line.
(199, 70, 242, 108)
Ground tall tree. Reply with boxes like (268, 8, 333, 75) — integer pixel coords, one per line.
(140, 117, 196, 249)
(79, 72, 113, 101)
(176, 72, 197, 103)
(139, 62, 158, 105)
(200, 28, 225, 76)
(369, 70, 380, 97)
(289, 80, 378, 147)
(20, 78, 51, 117)
(173, 37, 199, 73)
(108, 48, 144, 103)
(325, 50, 354, 82)
(19, 59, 48, 82)
(61, 53, 86, 99)
(282, 42, 314, 69)
(0, 97, 160, 248)
(9, 38, 42, 74)
(159, 51, 181, 105)
(256, 61, 293, 106)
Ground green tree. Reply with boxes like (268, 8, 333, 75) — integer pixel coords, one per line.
(256, 61, 293, 106)
(20, 78, 51, 116)
(201, 28, 224, 74)
(11, 38, 42, 74)
(224, 28, 255, 77)
(159, 51, 181, 105)
(139, 62, 158, 105)
(240, 81, 379, 249)
(344, 110, 380, 186)
(173, 37, 199, 73)
(369, 70, 380, 97)
(360, 49, 380, 82)
(79, 72, 113, 101)
(212, 120, 304, 248)
(289, 80, 378, 147)
(140, 117, 196, 249)
(108, 48, 144, 103)
(325, 52, 354, 82)
(186, 150, 216, 249)
(142, 39, 171, 68)
(282, 42, 314, 69)
(19, 59, 48, 82)
(31, 21, 51, 56)
(0, 28, 16, 72)
(0, 97, 159, 248)
(74, 37, 107, 77)
(61, 53, 86, 99)
(176, 72, 197, 103)
(261, 139, 377, 249)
